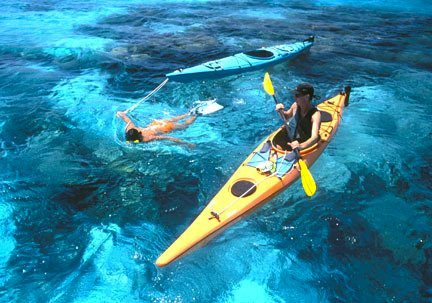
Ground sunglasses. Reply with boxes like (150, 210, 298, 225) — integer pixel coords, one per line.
(294, 92, 307, 98)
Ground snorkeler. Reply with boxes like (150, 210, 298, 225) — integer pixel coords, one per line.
(116, 111, 197, 148)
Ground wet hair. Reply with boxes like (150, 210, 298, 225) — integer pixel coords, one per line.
(125, 128, 142, 142)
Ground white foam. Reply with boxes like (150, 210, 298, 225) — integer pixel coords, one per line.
(0, 201, 16, 288)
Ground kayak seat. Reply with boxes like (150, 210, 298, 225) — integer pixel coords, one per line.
(244, 50, 274, 60)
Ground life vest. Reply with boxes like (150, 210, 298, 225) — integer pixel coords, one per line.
(288, 106, 318, 143)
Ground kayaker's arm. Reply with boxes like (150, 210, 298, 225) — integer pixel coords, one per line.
(298, 111, 321, 150)
(152, 135, 195, 148)
(276, 103, 297, 120)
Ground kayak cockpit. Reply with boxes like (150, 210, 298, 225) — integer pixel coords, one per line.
(244, 49, 275, 59)
(271, 127, 291, 151)
(270, 109, 334, 152)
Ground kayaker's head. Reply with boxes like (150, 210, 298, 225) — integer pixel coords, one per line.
(293, 83, 314, 104)
(125, 128, 142, 143)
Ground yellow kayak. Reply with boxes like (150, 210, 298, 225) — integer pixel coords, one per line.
(156, 86, 351, 267)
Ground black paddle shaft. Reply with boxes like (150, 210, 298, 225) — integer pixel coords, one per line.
(272, 95, 293, 142)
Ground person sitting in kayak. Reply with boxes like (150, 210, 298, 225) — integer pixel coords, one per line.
(275, 83, 321, 150)
(116, 111, 197, 148)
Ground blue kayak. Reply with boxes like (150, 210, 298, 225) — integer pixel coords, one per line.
(166, 36, 315, 82)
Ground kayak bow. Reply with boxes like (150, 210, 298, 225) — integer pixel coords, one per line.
(166, 36, 315, 82)
(156, 86, 351, 267)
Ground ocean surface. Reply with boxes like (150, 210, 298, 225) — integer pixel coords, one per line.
(0, 0, 431, 302)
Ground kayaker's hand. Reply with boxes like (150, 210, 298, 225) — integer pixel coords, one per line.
(288, 140, 300, 150)
(116, 111, 126, 118)
(275, 103, 285, 111)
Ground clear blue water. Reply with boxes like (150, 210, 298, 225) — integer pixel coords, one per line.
(0, 0, 431, 302)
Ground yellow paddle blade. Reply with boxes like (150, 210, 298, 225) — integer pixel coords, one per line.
(299, 159, 317, 197)
(263, 72, 275, 96)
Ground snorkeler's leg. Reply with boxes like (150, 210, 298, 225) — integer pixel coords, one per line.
(173, 115, 197, 130)
(167, 113, 189, 123)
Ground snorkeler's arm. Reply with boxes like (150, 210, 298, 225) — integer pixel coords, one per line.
(116, 111, 137, 130)
(152, 136, 195, 148)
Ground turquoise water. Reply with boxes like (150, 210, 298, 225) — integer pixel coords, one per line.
(0, 1, 431, 302)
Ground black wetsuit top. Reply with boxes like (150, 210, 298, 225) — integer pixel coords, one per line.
(293, 106, 318, 143)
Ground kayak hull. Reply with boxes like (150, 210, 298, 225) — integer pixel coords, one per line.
(156, 86, 350, 267)
(166, 37, 314, 82)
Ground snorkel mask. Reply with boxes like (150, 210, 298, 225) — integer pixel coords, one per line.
(126, 140, 140, 144)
